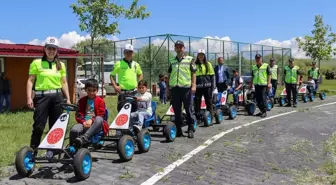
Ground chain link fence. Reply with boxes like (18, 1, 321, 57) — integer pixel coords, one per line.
(82, 34, 291, 94)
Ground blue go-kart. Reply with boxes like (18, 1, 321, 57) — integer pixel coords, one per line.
(15, 103, 92, 181)
(213, 90, 238, 120)
(72, 96, 152, 162)
(194, 95, 214, 127)
(229, 85, 256, 115)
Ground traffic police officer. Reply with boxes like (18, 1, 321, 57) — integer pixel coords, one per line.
(110, 44, 143, 111)
(26, 37, 71, 151)
(307, 61, 320, 91)
(167, 40, 197, 138)
(283, 58, 300, 107)
(269, 58, 280, 95)
(250, 54, 272, 118)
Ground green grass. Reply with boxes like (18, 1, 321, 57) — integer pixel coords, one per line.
(0, 96, 169, 167)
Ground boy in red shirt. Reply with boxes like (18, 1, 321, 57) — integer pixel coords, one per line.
(70, 79, 109, 147)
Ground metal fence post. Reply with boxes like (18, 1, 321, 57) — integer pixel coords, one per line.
(207, 39, 209, 59)
(189, 36, 191, 56)
(149, 36, 152, 93)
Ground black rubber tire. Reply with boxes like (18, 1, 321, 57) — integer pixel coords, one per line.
(203, 111, 212, 127)
(15, 146, 35, 177)
(163, 122, 176, 142)
(117, 135, 135, 162)
(137, 129, 151, 153)
(215, 109, 223, 124)
(73, 148, 92, 181)
(228, 105, 237, 119)
(247, 102, 256, 115)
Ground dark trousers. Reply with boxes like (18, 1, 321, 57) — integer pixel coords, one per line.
(271, 79, 278, 96)
(0, 93, 10, 111)
(195, 87, 213, 118)
(70, 116, 104, 144)
(30, 93, 63, 149)
(117, 90, 137, 112)
(216, 82, 227, 93)
(313, 79, 319, 91)
(255, 85, 267, 113)
(170, 87, 195, 131)
(159, 90, 166, 104)
(285, 83, 297, 105)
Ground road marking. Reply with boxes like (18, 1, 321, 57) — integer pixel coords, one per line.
(141, 101, 336, 185)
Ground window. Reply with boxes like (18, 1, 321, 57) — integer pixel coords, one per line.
(0, 58, 4, 73)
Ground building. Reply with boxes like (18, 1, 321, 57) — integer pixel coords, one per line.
(0, 43, 84, 109)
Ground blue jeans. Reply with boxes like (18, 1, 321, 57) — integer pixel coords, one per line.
(0, 94, 10, 111)
(131, 111, 151, 127)
(160, 90, 166, 104)
(228, 88, 240, 104)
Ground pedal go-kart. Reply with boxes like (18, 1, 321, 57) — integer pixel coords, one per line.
(84, 96, 151, 162)
(212, 90, 237, 120)
(195, 95, 214, 127)
(231, 85, 256, 115)
(15, 103, 92, 180)
(302, 82, 327, 102)
(246, 86, 274, 111)
(152, 104, 197, 142)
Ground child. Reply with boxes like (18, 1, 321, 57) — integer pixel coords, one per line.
(158, 74, 167, 104)
(131, 80, 152, 132)
(307, 76, 316, 95)
(227, 69, 243, 104)
(70, 78, 109, 147)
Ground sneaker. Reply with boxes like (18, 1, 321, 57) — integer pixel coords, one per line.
(255, 112, 262, 116)
(285, 104, 292, 107)
(188, 130, 194, 138)
(293, 104, 297, 108)
(133, 124, 142, 132)
(261, 112, 267, 118)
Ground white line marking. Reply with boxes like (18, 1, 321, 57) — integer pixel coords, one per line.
(141, 101, 336, 185)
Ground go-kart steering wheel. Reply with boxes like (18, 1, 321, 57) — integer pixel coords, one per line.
(60, 103, 79, 112)
(123, 95, 138, 101)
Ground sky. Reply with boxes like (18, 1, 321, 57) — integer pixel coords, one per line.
(0, 0, 336, 58)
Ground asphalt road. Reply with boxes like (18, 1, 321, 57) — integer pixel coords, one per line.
(1, 96, 336, 185)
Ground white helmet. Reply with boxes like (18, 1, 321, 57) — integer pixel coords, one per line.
(124, 44, 134, 51)
(198, 49, 206, 54)
(45, 37, 59, 48)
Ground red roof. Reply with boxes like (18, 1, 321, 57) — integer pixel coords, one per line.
(0, 43, 99, 58)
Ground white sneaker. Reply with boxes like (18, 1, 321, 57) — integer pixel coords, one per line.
(133, 125, 142, 132)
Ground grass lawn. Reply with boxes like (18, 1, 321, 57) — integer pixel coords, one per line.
(0, 78, 335, 168)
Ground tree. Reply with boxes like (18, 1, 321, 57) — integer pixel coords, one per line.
(296, 15, 336, 69)
(71, 0, 150, 76)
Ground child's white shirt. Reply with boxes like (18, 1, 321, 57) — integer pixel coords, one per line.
(135, 92, 152, 115)
(307, 79, 315, 89)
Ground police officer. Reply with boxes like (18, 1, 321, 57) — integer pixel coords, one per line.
(167, 40, 196, 138)
(307, 61, 320, 92)
(110, 44, 143, 111)
(250, 54, 272, 118)
(283, 58, 300, 107)
(269, 58, 280, 95)
(194, 49, 215, 123)
(26, 37, 71, 151)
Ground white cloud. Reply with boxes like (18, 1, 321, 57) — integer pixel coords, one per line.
(0, 39, 14, 44)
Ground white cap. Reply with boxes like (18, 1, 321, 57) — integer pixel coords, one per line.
(45, 37, 59, 48)
(198, 49, 205, 54)
(124, 44, 134, 51)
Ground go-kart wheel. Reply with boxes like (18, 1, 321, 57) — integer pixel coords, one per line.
(319, 92, 326, 100)
(302, 95, 308, 103)
(247, 103, 256, 115)
(228, 105, 237, 119)
(137, 129, 151, 153)
(203, 111, 212, 127)
(279, 97, 285, 107)
(117, 135, 135, 162)
(309, 94, 315, 102)
(163, 122, 176, 142)
(193, 120, 197, 130)
(215, 109, 223, 124)
(15, 146, 35, 177)
(266, 99, 272, 111)
(73, 148, 92, 180)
